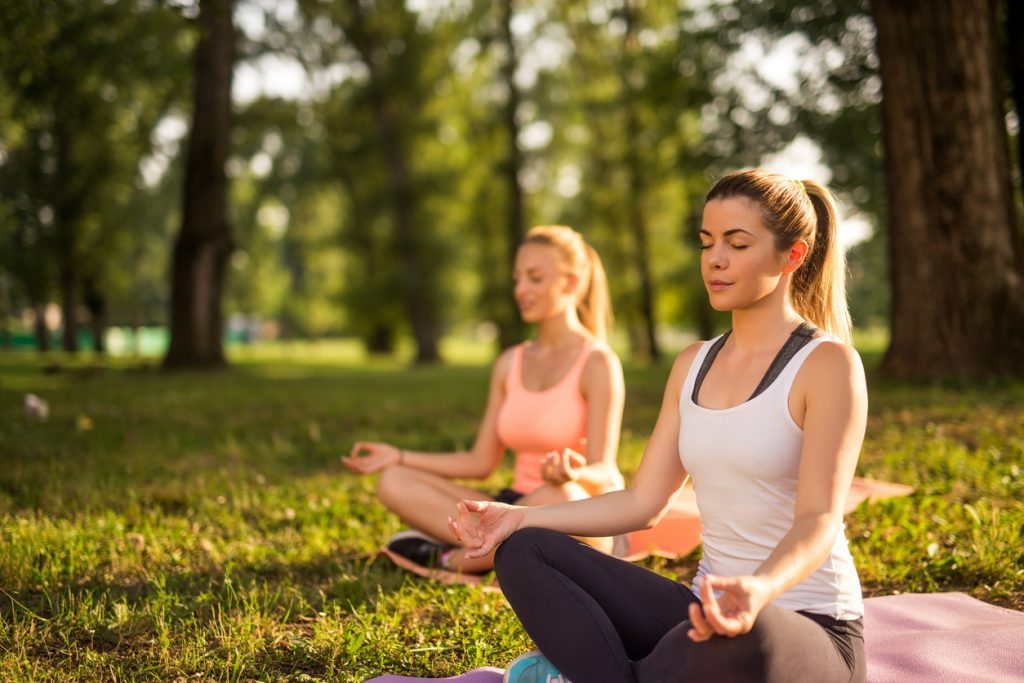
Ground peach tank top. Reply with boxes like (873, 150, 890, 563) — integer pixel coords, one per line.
(496, 341, 594, 494)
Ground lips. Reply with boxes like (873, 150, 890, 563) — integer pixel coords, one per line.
(706, 280, 732, 291)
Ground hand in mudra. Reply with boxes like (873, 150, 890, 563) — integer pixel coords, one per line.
(541, 448, 586, 486)
(687, 574, 770, 642)
(448, 499, 526, 558)
(341, 441, 401, 474)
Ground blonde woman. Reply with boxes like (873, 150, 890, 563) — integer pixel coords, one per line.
(453, 171, 868, 682)
(344, 226, 625, 574)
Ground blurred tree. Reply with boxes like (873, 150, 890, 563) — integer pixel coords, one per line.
(225, 97, 346, 340)
(549, 0, 715, 356)
(165, 0, 236, 368)
(1006, 0, 1024, 199)
(342, 1, 442, 363)
(0, 0, 190, 353)
(290, 0, 475, 362)
(494, 0, 528, 348)
(620, 0, 665, 360)
(872, 0, 1024, 378)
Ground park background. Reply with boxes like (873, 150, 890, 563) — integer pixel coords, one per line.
(1, 0, 1023, 681)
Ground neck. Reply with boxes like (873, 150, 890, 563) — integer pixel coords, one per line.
(534, 309, 588, 349)
(728, 287, 802, 354)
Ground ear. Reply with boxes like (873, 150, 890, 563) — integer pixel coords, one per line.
(781, 240, 809, 273)
(563, 272, 580, 295)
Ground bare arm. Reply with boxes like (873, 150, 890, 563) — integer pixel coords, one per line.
(751, 341, 867, 596)
(452, 344, 703, 554)
(342, 349, 513, 480)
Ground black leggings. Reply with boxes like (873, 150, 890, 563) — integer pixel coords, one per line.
(494, 528, 865, 683)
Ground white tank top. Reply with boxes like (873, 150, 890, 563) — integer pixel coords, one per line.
(678, 334, 864, 620)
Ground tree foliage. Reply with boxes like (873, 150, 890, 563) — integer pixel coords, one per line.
(1, 0, 1021, 376)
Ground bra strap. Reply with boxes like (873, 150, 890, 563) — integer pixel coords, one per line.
(691, 322, 818, 404)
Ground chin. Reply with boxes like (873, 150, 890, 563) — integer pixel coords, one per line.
(705, 292, 733, 312)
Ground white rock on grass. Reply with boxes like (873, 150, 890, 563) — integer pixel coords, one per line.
(24, 393, 50, 421)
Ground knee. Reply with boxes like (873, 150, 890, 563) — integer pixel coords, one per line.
(494, 527, 563, 575)
(693, 617, 772, 681)
(375, 465, 410, 507)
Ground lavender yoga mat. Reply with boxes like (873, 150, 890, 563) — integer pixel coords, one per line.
(863, 592, 1024, 682)
(363, 667, 503, 683)
(363, 593, 1023, 682)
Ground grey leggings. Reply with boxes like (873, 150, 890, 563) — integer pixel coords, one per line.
(495, 528, 865, 683)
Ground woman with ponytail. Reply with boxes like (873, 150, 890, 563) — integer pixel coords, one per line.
(452, 170, 868, 682)
(344, 226, 625, 574)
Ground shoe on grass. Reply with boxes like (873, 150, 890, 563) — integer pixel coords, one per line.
(502, 649, 571, 683)
(385, 529, 451, 568)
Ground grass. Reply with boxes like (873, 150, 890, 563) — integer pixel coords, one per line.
(1, 340, 1022, 681)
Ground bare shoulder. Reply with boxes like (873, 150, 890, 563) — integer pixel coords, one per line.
(673, 340, 705, 376)
(676, 340, 705, 368)
(582, 342, 623, 378)
(804, 338, 864, 372)
(664, 340, 705, 394)
(801, 338, 867, 392)
(491, 344, 519, 384)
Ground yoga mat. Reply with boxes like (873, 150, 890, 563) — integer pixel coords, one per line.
(845, 477, 915, 514)
(863, 592, 1024, 682)
(364, 667, 504, 682)
(379, 548, 502, 592)
(363, 593, 1023, 681)
(617, 485, 702, 562)
(619, 476, 914, 562)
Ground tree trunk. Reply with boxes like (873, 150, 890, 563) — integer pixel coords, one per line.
(1007, 0, 1024, 188)
(348, 4, 439, 364)
(84, 276, 106, 353)
(622, 2, 660, 361)
(497, 0, 526, 349)
(379, 98, 440, 364)
(33, 302, 50, 352)
(872, 0, 1024, 379)
(164, 0, 235, 369)
(58, 246, 78, 352)
(54, 112, 80, 353)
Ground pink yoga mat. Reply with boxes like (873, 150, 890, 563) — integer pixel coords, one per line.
(363, 593, 1023, 682)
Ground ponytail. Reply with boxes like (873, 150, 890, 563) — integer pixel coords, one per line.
(798, 181, 852, 344)
(706, 169, 852, 343)
(578, 244, 613, 341)
(524, 225, 614, 341)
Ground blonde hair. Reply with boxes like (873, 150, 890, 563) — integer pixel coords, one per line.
(705, 169, 852, 343)
(523, 225, 613, 341)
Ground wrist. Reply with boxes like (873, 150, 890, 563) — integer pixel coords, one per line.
(749, 574, 777, 608)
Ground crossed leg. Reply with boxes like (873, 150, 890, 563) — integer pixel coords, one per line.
(495, 528, 865, 682)
(376, 466, 610, 572)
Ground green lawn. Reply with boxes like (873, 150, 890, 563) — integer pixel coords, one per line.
(1, 343, 1022, 681)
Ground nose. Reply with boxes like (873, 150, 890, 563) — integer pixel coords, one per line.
(704, 243, 727, 270)
(514, 278, 528, 300)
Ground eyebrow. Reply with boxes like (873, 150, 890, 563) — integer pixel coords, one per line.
(698, 228, 756, 237)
